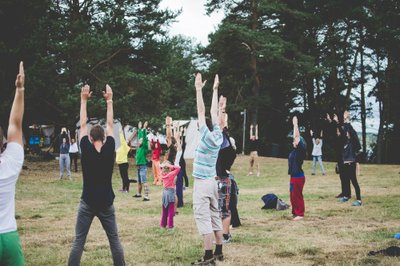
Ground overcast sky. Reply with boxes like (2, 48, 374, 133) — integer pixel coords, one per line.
(159, 0, 224, 45)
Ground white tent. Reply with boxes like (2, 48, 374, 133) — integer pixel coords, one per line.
(183, 119, 201, 159)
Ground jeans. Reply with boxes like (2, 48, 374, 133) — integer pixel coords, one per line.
(312, 156, 325, 174)
(60, 153, 71, 178)
(137, 164, 147, 184)
(68, 200, 125, 266)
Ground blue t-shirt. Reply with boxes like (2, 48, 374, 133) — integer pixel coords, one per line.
(288, 139, 306, 177)
(80, 136, 115, 209)
(193, 124, 223, 179)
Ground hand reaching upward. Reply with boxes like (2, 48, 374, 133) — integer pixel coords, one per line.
(195, 73, 207, 91)
(15, 61, 25, 90)
(103, 84, 113, 101)
(81, 85, 92, 101)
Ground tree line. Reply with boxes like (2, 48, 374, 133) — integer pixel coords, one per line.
(1, 0, 399, 163)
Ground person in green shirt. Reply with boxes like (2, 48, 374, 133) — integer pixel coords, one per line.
(133, 121, 150, 201)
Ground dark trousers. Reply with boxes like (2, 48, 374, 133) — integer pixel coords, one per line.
(68, 200, 125, 266)
(70, 152, 79, 172)
(180, 159, 189, 187)
(342, 162, 361, 200)
(176, 170, 184, 207)
(118, 163, 130, 191)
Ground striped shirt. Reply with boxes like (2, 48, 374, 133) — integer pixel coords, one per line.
(193, 124, 223, 179)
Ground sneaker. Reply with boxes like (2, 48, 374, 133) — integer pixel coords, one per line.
(223, 236, 232, 244)
(130, 179, 138, 183)
(338, 197, 349, 203)
(214, 253, 224, 261)
(311, 173, 315, 175)
(143, 197, 150, 201)
(133, 194, 142, 198)
(293, 216, 304, 221)
(352, 200, 362, 206)
(119, 189, 125, 192)
(335, 193, 343, 198)
(191, 257, 215, 265)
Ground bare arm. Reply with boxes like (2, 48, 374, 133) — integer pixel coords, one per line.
(103, 84, 114, 138)
(165, 116, 172, 146)
(210, 74, 219, 125)
(79, 85, 92, 141)
(7, 62, 25, 146)
(195, 73, 207, 127)
(255, 124, 259, 140)
(293, 116, 300, 140)
(218, 95, 226, 129)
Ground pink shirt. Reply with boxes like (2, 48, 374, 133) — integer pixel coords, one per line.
(162, 165, 181, 189)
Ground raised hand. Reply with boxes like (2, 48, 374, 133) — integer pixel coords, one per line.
(333, 114, 339, 123)
(195, 73, 207, 91)
(15, 61, 25, 90)
(218, 95, 226, 110)
(213, 74, 219, 90)
(103, 84, 113, 101)
(292, 116, 298, 126)
(81, 85, 92, 101)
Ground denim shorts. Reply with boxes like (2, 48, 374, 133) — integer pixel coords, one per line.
(137, 164, 147, 184)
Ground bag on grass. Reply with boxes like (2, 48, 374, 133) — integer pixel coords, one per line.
(276, 198, 290, 210)
(261, 194, 278, 209)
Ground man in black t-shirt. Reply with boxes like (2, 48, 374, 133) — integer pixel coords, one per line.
(68, 84, 125, 266)
(248, 124, 260, 176)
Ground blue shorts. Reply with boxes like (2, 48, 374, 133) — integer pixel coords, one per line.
(137, 165, 147, 184)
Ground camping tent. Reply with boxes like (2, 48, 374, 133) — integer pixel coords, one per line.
(183, 119, 201, 159)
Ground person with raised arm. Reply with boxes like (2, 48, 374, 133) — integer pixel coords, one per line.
(288, 116, 307, 221)
(191, 73, 224, 265)
(59, 127, 71, 179)
(133, 121, 150, 201)
(248, 123, 260, 176)
(68, 84, 125, 266)
(310, 129, 325, 176)
(215, 96, 237, 243)
(0, 62, 26, 266)
(116, 126, 136, 192)
(69, 130, 79, 173)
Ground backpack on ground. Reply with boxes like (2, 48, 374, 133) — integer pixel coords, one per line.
(261, 193, 290, 211)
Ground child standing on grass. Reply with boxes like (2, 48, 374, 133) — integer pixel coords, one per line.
(160, 161, 181, 229)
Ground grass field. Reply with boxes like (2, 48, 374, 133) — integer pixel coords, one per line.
(16, 155, 400, 265)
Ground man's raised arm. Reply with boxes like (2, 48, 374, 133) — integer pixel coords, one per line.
(7, 61, 25, 146)
(210, 74, 219, 125)
(103, 84, 114, 138)
(79, 85, 92, 141)
(195, 73, 207, 127)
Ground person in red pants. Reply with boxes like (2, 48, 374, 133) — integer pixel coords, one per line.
(288, 116, 307, 221)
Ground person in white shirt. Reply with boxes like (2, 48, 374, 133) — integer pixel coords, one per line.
(310, 130, 325, 175)
(0, 61, 25, 265)
(69, 130, 79, 172)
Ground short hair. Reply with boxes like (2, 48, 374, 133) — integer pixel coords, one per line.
(90, 125, 105, 141)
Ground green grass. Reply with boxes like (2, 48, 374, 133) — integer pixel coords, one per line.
(15, 156, 400, 265)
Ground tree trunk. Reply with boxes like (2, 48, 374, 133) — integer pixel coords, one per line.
(359, 30, 367, 155)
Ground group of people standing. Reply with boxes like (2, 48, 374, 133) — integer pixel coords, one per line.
(1, 62, 362, 266)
